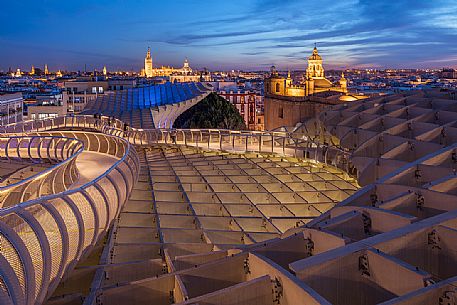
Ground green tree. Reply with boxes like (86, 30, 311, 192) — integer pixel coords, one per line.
(173, 92, 246, 130)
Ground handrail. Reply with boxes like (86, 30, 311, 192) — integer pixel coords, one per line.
(121, 127, 353, 176)
(0, 115, 125, 134)
(0, 136, 84, 208)
(0, 114, 354, 176)
(0, 122, 139, 305)
(0, 133, 139, 213)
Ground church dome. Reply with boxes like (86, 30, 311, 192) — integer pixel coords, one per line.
(339, 95, 358, 102)
(308, 47, 322, 60)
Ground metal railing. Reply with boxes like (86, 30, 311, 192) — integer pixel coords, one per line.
(119, 128, 353, 175)
(1, 115, 354, 175)
(0, 115, 124, 134)
(0, 136, 83, 208)
(0, 124, 139, 305)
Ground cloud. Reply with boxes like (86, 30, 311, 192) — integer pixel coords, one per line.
(241, 51, 269, 56)
(1, 0, 457, 70)
(160, 29, 276, 45)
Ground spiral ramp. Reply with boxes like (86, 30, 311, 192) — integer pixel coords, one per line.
(0, 119, 139, 305)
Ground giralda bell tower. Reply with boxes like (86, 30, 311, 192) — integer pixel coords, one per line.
(144, 47, 153, 77)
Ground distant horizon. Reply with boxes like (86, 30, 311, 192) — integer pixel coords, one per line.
(1, 47, 456, 73)
(0, 63, 454, 74)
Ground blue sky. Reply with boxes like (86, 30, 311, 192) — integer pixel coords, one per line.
(1, 0, 457, 71)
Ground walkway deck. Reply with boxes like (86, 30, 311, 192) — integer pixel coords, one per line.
(71, 151, 119, 188)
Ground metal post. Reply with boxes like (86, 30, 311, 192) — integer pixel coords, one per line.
(271, 134, 274, 153)
(259, 134, 262, 153)
(294, 139, 298, 158)
(219, 131, 222, 150)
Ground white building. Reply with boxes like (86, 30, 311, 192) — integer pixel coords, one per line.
(0, 93, 23, 126)
(27, 93, 67, 120)
(63, 79, 109, 113)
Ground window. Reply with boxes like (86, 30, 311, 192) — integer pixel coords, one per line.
(275, 83, 280, 93)
(279, 107, 284, 119)
(37, 113, 58, 120)
(98, 87, 104, 93)
(92, 87, 97, 94)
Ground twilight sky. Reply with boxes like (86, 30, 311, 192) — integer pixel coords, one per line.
(1, 0, 457, 71)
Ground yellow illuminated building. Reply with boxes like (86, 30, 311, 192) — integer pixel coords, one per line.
(143, 47, 200, 79)
(144, 47, 153, 77)
(265, 47, 348, 97)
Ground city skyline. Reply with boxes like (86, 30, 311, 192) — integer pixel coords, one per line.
(1, 0, 457, 71)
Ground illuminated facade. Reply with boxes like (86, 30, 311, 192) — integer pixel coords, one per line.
(264, 47, 357, 130)
(265, 47, 348, 97)
(143, 48, 209, 82)
(218, 90, 261, 130)
(144, 47, 153, 77)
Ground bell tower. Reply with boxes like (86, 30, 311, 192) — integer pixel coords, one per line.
(339, 72, 348, 94)
(306, 46, 324, 79)
(144, 47, 153, 77)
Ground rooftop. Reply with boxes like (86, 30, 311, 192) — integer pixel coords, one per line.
(0, 89, 457, 304)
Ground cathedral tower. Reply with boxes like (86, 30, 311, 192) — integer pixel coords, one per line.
(144, 47, 153, 77)
(339, 72, 348, 94)
(182, 58, 192, 74)
(306, 47, 324, 79)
